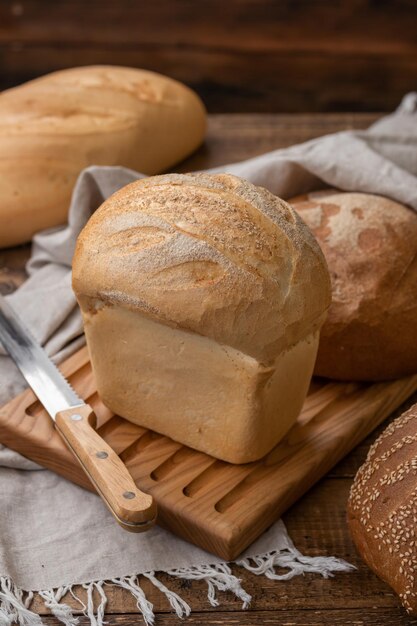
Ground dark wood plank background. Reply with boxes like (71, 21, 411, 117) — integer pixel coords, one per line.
(0, 0, 416, 112)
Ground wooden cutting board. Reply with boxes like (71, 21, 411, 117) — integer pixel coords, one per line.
(1, 345, 417, 560)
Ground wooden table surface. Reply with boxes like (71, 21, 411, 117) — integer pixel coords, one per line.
(2, 1, 417, 113)
(1, 113, 416, 626)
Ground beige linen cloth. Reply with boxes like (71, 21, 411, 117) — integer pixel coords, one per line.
(0, 94, 416, 626)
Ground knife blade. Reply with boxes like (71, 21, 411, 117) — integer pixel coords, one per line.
(0, 295, 84, 417)
(0, 295, 156, 532)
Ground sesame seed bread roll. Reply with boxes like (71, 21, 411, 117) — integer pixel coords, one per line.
(348, 403, 417, 615)
(73, 173, 331, 463)
(0, 65, 206, 247)
(291, 190, 417, 381)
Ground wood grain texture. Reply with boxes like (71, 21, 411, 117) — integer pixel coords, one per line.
(31, 609, 417, 626)
(55, 404, 156, 529)
(1, 113, 415, 624)
(0, 1, 416, 112)
(1, 346, 417, 560)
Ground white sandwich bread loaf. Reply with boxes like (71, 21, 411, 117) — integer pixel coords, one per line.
(73, 173, 331, 463)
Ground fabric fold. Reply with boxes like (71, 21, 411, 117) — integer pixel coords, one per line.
(0, 93, 416, 622)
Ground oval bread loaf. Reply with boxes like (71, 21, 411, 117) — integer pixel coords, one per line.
(0, 65, 206, 247)
(348, 403, 417, 615)
(291, 190, 417, 381)
(73, 173, 331, 463)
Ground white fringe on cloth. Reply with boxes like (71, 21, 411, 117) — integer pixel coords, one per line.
(0, 548, 354, 626)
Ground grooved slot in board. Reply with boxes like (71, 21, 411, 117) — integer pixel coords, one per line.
(151, 448, 196, 481)
(98, 416, 146, 455)
(65, 362, 95, 396)
(25, 380, 108, 422)
(183, 460, 255, 502)
(2, 345, 417, 560)
(86, 392, 114, 426)
(119, 430, 158, 463)
(182, 460, 222, 497)
(214, 466, 273, 513)
(97, 415, 143, 439)
(26, 399, 46, 418)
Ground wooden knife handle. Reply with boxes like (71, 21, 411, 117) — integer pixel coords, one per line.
(55, 404, 156, 531)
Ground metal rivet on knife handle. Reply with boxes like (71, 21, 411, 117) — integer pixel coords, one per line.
(123, 491, 136, 500)
(55, 404, 157, 528)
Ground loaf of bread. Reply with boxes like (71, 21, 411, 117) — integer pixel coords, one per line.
(73, 173, 331, 463)
(348, 403, 417, 615)
(291, 190, 417, 381)
(0, 65, 206, 247)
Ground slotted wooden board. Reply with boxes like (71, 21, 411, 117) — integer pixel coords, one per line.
(1, 345, 417, 560)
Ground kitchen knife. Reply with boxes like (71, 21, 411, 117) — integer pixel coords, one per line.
(0, 295, 156, 532)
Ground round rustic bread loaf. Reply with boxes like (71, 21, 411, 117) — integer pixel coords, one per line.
(291, 190, 417, 381)
(348, 403, 417, 615)
(72, 173, 331, 463)
(0, 65, 206, 247)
